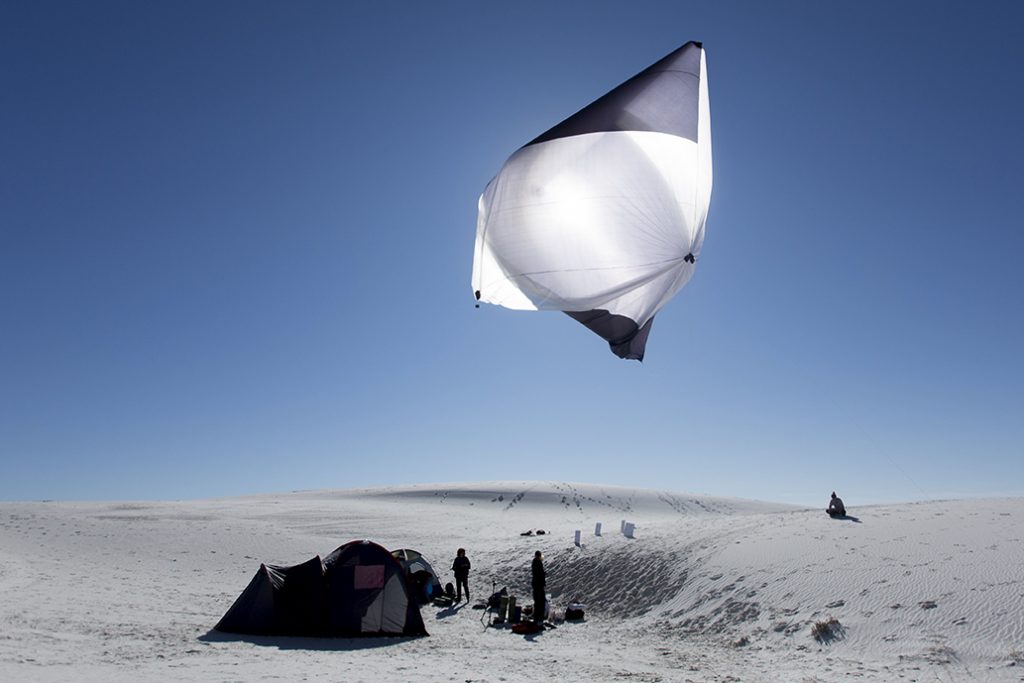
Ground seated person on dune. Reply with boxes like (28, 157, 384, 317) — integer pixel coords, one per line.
(827, 492, 846, 517)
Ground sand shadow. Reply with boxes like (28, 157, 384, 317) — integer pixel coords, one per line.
(435, 602, 467, 619)
(523, 623, 555, 641)
(828, 514, 861, 523)
(198, 629, 424, 651)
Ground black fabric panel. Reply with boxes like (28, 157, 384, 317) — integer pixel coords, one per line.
(525, 41, 702, 147)
(401, 577, 429, 636)
(214, 564, 279, 634)
(215, 559, 329, 636)
(325, 564, 367, 635)
(274, 557, 328, 636)
(565, 310, 654, 361)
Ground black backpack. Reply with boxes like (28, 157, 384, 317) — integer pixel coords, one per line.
(488, 586, 508, 609)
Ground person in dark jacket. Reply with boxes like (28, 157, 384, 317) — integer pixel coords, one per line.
(531, 550, 546, 624)
(452, 548, 471, 602)
(827, 492, 846, 517)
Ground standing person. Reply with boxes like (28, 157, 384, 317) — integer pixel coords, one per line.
(452, 548, 471, 602)
(531, 550, 546, 624)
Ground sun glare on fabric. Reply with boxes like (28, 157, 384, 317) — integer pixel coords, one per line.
(543, 171, 617, 264)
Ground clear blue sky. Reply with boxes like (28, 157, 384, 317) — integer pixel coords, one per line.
(2, 1, 1022, 505)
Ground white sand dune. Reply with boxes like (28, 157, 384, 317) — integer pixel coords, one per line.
(1, 482, 1022, 682)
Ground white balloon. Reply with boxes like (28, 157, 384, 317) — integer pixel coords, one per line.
(472, 42, 712, 360)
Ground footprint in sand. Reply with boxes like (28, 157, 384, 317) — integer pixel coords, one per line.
(503, 492, 525, 510)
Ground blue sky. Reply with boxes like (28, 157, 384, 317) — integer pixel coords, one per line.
(2, 1, 1022, 505)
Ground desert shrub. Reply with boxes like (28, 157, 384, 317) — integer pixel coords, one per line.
(811, 617, 844, 643)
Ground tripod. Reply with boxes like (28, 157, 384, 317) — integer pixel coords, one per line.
(481, 579, 497, 629)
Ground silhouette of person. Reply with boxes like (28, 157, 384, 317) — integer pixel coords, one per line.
(452, 548, 471, 602)
(827, 492, 846, 517)
(531, 550, 546, 624)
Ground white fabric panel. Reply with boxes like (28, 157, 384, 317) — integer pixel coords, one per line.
(472, 130, 706, 327)
(362, 582, 385, 632)
(693, 49, 713, 266)
(379, 572, 407, 633)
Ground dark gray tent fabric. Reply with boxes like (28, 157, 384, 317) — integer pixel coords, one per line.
(565, 310, 654, 361)
(525, 41, 703, 147)
(214, 556, 327, 636)
(324, 541, 427, 636)
(274, 556, 329, 634)
(391, 548, 443, 604)
(215, 541, 427, 637)
(214, 563, 277, 634)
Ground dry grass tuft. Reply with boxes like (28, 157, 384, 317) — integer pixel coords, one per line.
(810, 617, 844, 644)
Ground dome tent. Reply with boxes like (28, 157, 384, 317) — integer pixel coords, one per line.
(391, 548, 444, 604)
